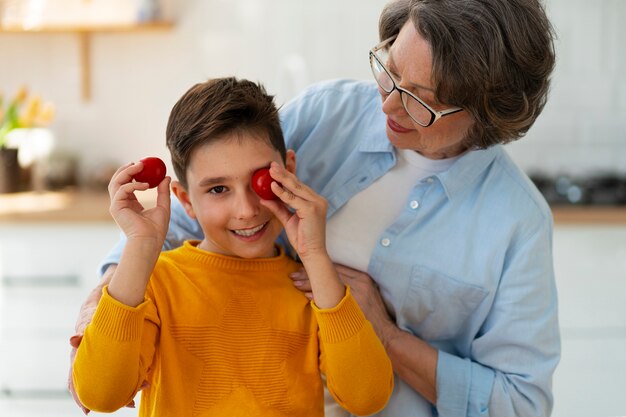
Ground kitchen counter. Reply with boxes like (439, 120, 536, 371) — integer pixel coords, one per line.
(550, 206, 626, 224)
(0, 189, 156, 223)
(1, 190, 626, 224)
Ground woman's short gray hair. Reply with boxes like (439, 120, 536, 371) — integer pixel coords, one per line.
(379, 0, 556, 148)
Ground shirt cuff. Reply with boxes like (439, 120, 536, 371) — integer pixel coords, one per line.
(436, 350, 495, 417)
(312, 287, 367, 343)
(91, 286, 149, 342)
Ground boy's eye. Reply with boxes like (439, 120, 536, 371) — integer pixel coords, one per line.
(209, 185, 227, 194)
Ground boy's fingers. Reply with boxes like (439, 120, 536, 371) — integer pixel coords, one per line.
(271, 182, 312, 216)
(111, 162, 132, 177)
(259, 198, 293, 225)
(112, 182, 149, 206)
(269, 162, 315, 200)
(108, 162, 144, 197)
(114, 162, 144, 184)
(120, 181, 149, 197)
(155, 177, 172, 209)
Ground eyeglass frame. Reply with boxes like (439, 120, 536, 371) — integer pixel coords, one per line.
(369, 36, 464, 128)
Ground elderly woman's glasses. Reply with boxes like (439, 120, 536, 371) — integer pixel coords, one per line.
(369, 36, 463, 128)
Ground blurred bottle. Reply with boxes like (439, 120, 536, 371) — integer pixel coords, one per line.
(136, 0, 160, 22)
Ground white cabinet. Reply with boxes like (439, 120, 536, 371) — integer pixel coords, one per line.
(552, 225, 626, 417)
(1, 218, 625, 415)
(0, 223, 120, 396)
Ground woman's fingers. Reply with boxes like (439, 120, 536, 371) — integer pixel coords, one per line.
(290, 269, 314, 300)
(335, 264, 364, 280)
(290, 268, 313, 290)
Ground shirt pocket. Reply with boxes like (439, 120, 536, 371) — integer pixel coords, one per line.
(398, 265, 489, 341)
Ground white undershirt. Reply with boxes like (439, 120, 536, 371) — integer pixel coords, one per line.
(326, 149, 459, 272)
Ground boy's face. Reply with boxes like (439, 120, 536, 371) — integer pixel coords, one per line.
(172, 132, 294, 259)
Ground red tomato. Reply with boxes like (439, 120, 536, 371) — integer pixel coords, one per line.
(251, 168, 279, 200)
(133, 157, 167, 188)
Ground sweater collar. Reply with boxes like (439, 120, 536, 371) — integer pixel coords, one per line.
(181, 241, 292, 272)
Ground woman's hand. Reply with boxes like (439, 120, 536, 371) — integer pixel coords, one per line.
(334, 265, 396, 340)
(291, 264, 396, 340)
(108, 161, 171, 244)
(260, 162, 328, 261)
(292, 263, 439, 403)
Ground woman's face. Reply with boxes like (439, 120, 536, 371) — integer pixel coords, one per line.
(379, 22, 474, 159)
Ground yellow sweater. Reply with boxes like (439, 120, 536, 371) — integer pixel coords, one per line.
(73, 241, 393, 416)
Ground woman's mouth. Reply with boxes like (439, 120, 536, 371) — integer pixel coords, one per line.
(387, 118, 413, 134)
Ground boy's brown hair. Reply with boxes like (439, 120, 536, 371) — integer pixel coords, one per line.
(166, 77, 286, 187)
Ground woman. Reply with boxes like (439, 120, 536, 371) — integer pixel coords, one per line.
(71, 0, 560, 416)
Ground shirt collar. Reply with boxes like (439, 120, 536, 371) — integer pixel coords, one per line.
(359, 112, 395, 153)
(356, 125, 501, 200)
(437, 145, 500, 200)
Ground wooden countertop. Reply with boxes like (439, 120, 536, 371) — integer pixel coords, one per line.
(0, 189, 157, 223)
(1, 190, 626, 224)
(550, 206, 626, 225)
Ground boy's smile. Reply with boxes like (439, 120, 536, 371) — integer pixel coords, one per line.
(172, 132, 295, 259)
(232, 222, 268, 238)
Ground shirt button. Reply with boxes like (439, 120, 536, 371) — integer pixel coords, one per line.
(410, 200, 419, 209)
(381, 238, 391, 247)
(426, 177, 434, 183)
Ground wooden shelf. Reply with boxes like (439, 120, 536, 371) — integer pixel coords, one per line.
(0, 21, 173, 33)
(0, 21, 174, 101)
(0, 189, 158, 223)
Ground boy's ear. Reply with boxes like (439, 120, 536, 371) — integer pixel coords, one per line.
(285, 149, 296, 174)
(171, 180, 196, 219)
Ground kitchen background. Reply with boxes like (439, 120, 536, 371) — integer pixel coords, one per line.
(0, 0, 625, 416)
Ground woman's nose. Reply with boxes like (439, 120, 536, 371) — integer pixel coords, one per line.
(381, 88, 405, 116)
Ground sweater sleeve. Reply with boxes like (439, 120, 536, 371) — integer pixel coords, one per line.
(314, 287, 394, 416)
(72, 286, 160, 412)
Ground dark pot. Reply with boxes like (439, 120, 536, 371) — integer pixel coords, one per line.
(0, 148, 21, 193)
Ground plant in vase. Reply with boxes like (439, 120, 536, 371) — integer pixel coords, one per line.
(0, 86, 55, 147)
(0, 86, 55, 193)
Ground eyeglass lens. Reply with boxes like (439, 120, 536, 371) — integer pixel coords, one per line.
(370, 53, 433, 127)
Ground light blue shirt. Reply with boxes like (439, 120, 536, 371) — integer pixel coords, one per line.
(100, 79, 560, 417)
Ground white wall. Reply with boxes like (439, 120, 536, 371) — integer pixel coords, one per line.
(508, 0, 626, 177)
(1, 0, 624, 182)
(0, 0, 387, 183)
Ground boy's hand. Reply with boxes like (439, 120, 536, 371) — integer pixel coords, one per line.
(262, 162, 344, 308)
(108, 162, 171, 244)
(260, 162, 328, 261)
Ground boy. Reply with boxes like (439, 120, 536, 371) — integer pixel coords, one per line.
(72, 77, 393, 416)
